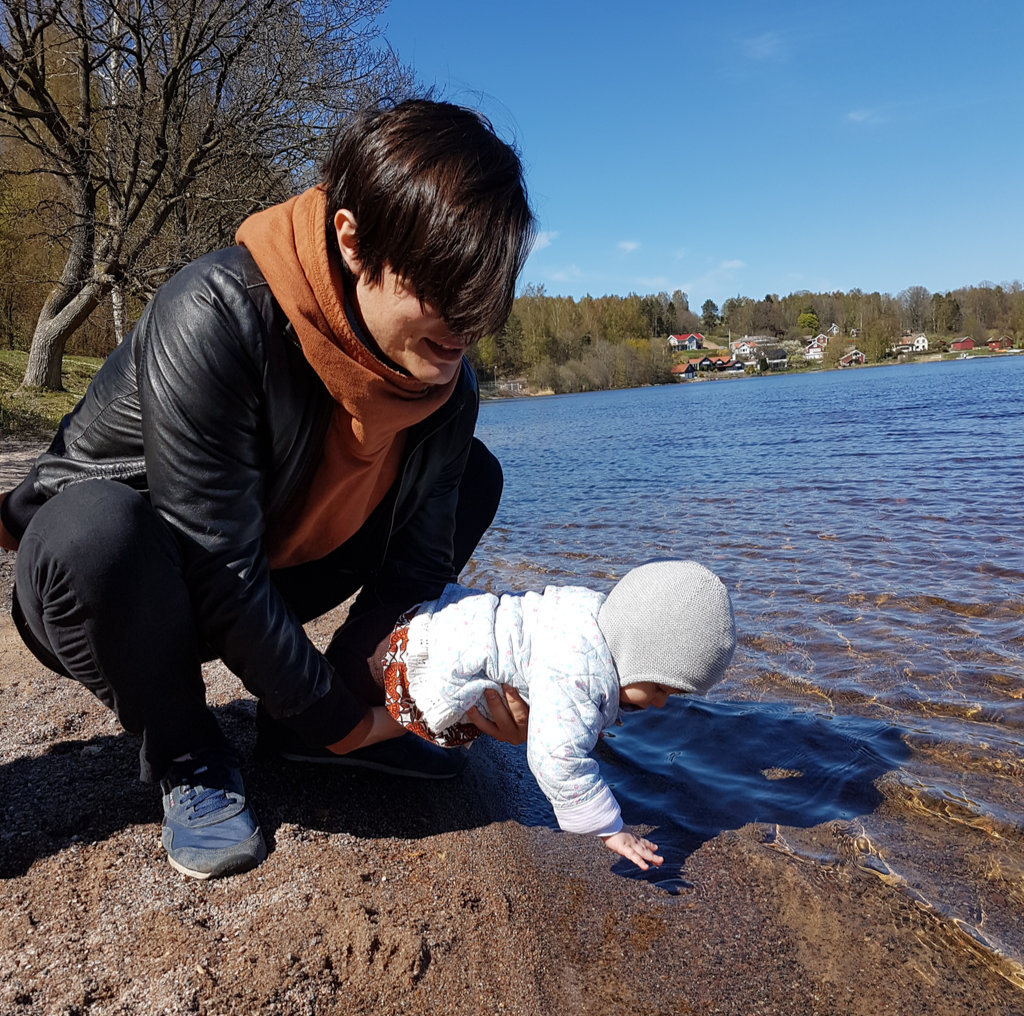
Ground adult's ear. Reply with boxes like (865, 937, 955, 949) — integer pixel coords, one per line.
(333, 208, 360, 275)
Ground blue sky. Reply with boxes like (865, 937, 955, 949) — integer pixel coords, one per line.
(383, 0, 1023, 310)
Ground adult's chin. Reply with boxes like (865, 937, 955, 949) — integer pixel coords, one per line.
(412, 351, 463, 387)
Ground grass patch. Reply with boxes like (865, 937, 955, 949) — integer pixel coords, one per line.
(940, 348, 998, 360)
(0, 350, 103, 440)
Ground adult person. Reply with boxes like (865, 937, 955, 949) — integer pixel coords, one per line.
(0, 99, 535, 879)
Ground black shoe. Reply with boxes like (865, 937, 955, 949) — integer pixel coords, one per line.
(257, 704, 466, 780)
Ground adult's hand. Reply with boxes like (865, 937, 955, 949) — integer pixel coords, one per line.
(465, 685, 529, 745)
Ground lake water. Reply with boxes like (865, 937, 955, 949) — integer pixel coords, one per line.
(471, 356, 1024, 988)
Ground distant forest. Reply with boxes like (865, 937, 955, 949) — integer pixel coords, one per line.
(469, 281, 1024, 394)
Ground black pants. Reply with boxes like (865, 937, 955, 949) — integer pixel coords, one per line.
(12, 439, 502, 782)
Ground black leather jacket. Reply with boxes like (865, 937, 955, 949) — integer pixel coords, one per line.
(2, 247, 480, 744)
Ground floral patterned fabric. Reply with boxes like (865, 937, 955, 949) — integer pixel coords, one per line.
(381, 613, 479, 748)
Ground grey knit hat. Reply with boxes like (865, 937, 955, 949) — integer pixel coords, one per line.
(596, 560, 736, 695)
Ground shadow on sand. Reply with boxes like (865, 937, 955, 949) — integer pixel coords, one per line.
(0, 697, 508, 878)
(0, 696, 909, 882)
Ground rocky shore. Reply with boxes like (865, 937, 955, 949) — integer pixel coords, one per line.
(1, 442, 1021, 1015)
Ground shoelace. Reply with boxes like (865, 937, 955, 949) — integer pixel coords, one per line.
(175, 765, 235, 821)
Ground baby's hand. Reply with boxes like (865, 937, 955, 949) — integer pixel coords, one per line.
(602, 830, 664, 870)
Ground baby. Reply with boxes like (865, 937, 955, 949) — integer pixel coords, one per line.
(371, 559, 737, 870)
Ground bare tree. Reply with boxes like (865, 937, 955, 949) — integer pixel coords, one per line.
(0, 0, 411, 389)
(898, 285, 931, 333)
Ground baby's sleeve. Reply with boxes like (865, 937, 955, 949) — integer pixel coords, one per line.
(525, 666, 622, 836)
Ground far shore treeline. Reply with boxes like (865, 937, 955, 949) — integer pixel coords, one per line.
(467, 281, 1024, 393)
(2, 257, 1022, 401)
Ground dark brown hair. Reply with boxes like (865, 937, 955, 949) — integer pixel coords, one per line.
(322, 99, 535, 341)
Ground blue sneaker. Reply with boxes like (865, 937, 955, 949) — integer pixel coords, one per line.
(256, 705, 466, 779)
(160, 755, 267, 879)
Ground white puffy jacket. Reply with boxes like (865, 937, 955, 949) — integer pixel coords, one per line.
(405, 583, 624, 837)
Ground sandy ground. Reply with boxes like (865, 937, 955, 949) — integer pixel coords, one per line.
(2, 442, 1023, 1015)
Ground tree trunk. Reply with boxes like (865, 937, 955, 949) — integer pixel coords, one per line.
(111, 283, 126, 345)
(22, 171, 102, 390)
(23, 275, 109, 390)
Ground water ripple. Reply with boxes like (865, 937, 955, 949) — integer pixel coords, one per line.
(474, 357, 1024, 984)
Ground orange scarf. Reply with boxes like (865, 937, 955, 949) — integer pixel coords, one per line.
(236, 186, 458, 568)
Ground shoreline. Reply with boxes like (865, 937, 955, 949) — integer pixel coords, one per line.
(478, 347, 1021, 400)
(3, 446, 1024, 1012)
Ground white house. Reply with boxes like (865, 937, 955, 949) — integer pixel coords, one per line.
(891, 334, 930, 355)
(731, 335, 775, 358)
(668, 333, 704, 351)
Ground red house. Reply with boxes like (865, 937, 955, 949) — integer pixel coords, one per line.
(671, 362, 697, 380)
(951, 338, 974, 351)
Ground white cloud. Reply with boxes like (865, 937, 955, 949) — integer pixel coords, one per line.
(618, 240, 640, 253)
(680, 259, 746, 298)
(846, 108, 888, 125)
(550, 265, 583, 284)
(532, 230, 558, 252)
(740, 31, 784, 62)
